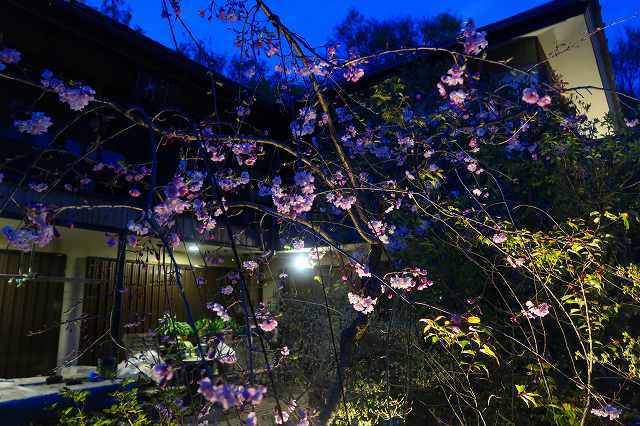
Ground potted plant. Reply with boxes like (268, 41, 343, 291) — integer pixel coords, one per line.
(156, 314, 194, 360)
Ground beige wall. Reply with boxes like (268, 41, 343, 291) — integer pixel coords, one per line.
(526, 15, 613, 131)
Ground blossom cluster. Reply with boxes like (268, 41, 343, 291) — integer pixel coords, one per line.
(368, 220, 396, 244)
(167, 232, 181, 248)
(343, 63, 365, 83)
(351, 257, 371, 278)
(271, 173, 317, 218)
(521, 88, 551, 108)
(460, 20, 488, 55)
(242, 260, 259, 272)
(521, 300, 550, 319)
(41, 70, 95, 111)
(127, 220, 149, 236)
(231, 140, 260, 166)
(274, 400, 306, 424)
(290, 107, 317, 137)
(216, 169, 250, 192)
(28, 182, 48, 193)
(625, 117, 639, 128)
(256, 302, 278, 332)
(92, 161, 151, 193)
(434, 21, 487, 109)
(326, 191, 357, 210)
(14, 112, 53, 135)
(197, 378, 267, 410)
(590, 405, 622, 421)
(387, 268, 433, 293)
(347, 292, 377, 314)
(1, 204, 55, 251)
(193, 198, 219, 234)
(0, 47, 21, 71)
(207, 302, 231, 322)
(153, 174, 196, 226)
(151, 363, 174, 387)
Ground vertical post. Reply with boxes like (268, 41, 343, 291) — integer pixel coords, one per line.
(56, 255, 84, 371)
(110, 231, 127, 357)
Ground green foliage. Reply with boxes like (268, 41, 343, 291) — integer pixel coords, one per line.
(54, 384, 149, 426)
(332, 364, 412, 426)
(101, 386, 150, 425)
(195, 317, 225, 336)
(338, 63, 640, 423)
(55, 389, 91, 426)
(371, 78, 410, 126)
(156, 314, 193, 338)
(420, 315, 500, 375)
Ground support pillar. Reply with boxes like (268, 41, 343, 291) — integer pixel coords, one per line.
(56, 255, 85, 370)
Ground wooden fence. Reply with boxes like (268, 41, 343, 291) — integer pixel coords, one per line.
(80, 256, 233, 364)
(0, 250, 66, 378)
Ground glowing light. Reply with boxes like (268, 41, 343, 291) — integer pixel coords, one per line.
(292, 254, 311, 270)
(187, 244, 199, 253)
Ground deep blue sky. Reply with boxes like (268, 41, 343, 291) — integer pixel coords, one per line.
(88, 0, 638, 56)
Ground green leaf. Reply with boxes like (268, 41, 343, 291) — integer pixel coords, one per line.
(480, 344, 499, 364)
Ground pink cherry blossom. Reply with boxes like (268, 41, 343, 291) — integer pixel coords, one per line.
(348, 292, 377, 314)
(2, 205, 55, 251)
(591, 405, 622, 420)
(14, 112, 53, 135)
(258, 318, 278, 332)
(521, 88, 540, 105)
(197, 378, 267, 410)
(207, 302, 231, 321)
(449, 90, 467, 106)
(506, 256, 525, 268)
(461, 20, 488, 55)
(522, 300, 550, 319)
(344, 65, 364, 83)
(537, 95, 551, 108)
(441, 66, 464, 86)
(368, 220, 395, 244)
(41, 70, 95, 111)
(492, 232, 507, 244)
(389, 275, 415, 290)
(624, 117, 639, 128)
(326, 191, 357, 210)
(151, 363, 174, 387)
(243, 260, 259, 271)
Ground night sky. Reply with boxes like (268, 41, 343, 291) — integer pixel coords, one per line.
(88, 0, 639, 57)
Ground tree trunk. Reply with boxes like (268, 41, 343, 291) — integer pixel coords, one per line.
(317, 244, 384, 425)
